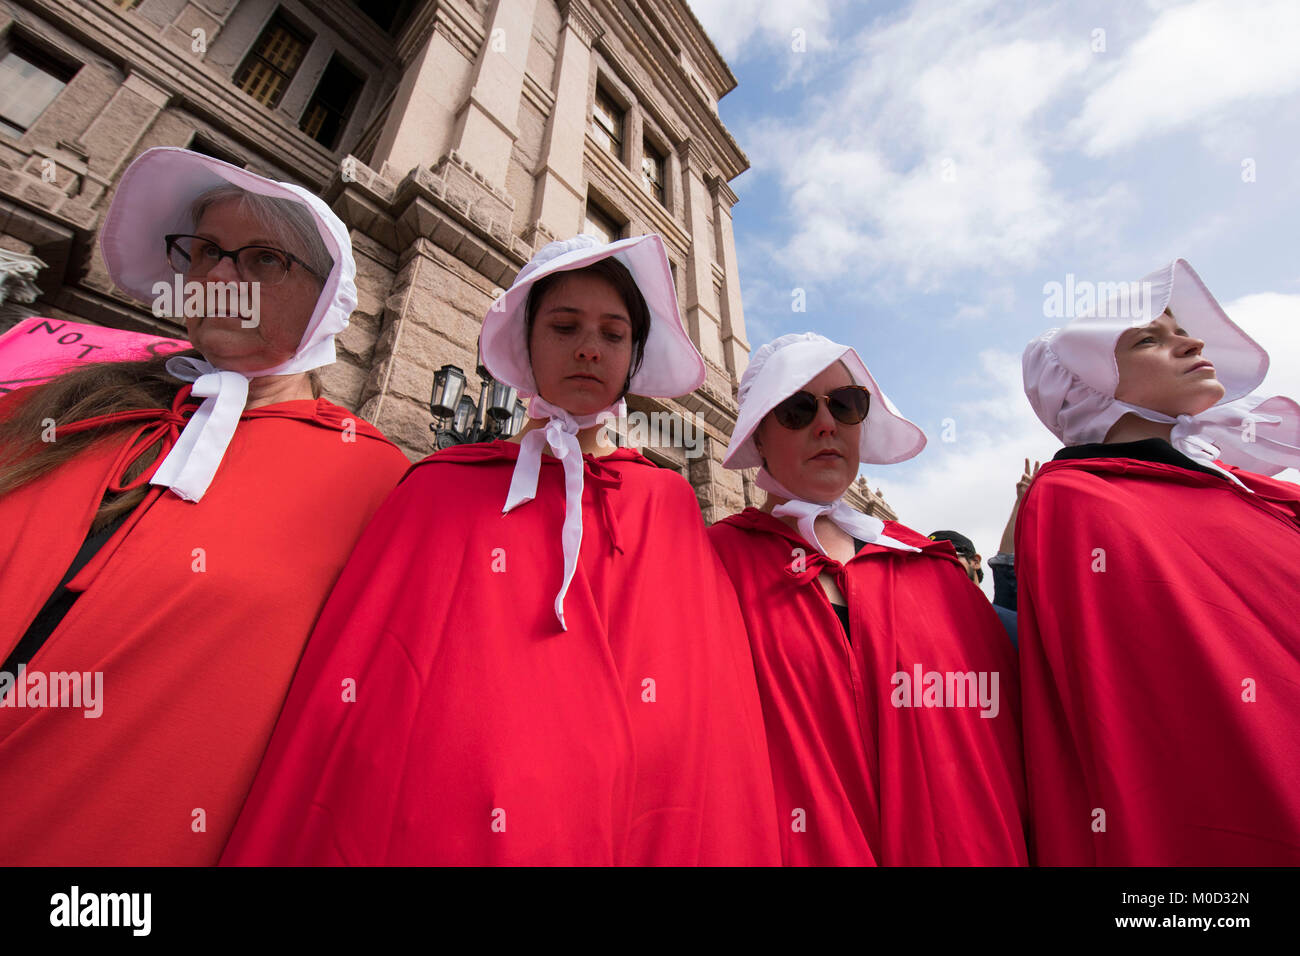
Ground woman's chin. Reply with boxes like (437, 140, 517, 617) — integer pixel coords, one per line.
(773, 470, 852, 505)
(544, 384, 620, 417)
(187, 335, 284, 374)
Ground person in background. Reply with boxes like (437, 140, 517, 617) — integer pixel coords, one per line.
(932, 460, 1042, 650)
(928, 526, 1012, 648)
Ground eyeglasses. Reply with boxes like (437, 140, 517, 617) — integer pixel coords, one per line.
(165, 234, 323, 285)
(771, 385, 871, 430)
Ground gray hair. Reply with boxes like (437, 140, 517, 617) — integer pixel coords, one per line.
(188, 184, 334, 281)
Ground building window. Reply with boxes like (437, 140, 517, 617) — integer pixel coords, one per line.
(591, 86, 624, 160)
(583, 202, 622, 245)
(234, 13, 311, 109)
(299, 56, 362, 150)
(188, 133, 246, 168)
(641, 141, 666, 205)
(353, 0, 416, 33)
(0, 35, 79, 140)
(114, 0, 143, 9)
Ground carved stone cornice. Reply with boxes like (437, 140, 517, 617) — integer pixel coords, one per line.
(675, 137, 713, 176)
(707, 172, 739, 209)
(395, 0, 440, 67)
(560, 0, 603, 47)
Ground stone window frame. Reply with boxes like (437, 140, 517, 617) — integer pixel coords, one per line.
(232, 8, 315, 110)
(582, 191, 625, 243)
(186, 130, 247, 168)
(639, 119, 674, 212)
(591, 81, 627, 163)
(348, 0, 417, 35)
(0, 25, 83, 141)
(225, 3, 373, 157)
(589, 59, 681, 226)
(297, 51, 365, 150)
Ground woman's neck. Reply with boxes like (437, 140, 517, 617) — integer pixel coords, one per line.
(507, 417, 618, 456)
(760, 493, 798, 530)
(245, 372, 314, 410)
(1103, 412, 1174, 445)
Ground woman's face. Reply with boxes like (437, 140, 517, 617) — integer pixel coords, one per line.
(182, 198, 323, 373)
(1113, 309, 1225, 417)
(753, 361, 862, 505)
(528, 272, 634, 416)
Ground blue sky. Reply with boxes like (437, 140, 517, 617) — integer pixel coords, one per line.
(688, 0, 1300, 581)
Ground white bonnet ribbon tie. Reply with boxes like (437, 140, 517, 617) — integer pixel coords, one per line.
(1170, 414, 1223, 464)
(759, 469, 918, 557)
(149, 356, 250, 502)
(771, 498, 919, 557)
(502, 396, 625, 631)
(1167, 413, 1249, 489)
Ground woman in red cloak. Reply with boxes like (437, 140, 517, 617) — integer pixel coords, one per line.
(0, 147, 410, 865)
(221, 233, 781, 866)
(707, 332, 1028, 865)
(1019, 258, 1300, 865)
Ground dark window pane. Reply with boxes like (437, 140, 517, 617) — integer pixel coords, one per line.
(592, 87, 623, 158)
(299, 56, 363, 150)
(641, 142, 665, 204)
(353, 0, 415, 33)
(234, 14, 310, 109)
(584, 202, 622, 244)
(0, 39, 78, 139)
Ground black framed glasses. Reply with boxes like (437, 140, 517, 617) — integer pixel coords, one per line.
(165, 234, 323, 285)
(772, 385, 870, 430)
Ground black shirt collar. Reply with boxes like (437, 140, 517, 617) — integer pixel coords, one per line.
(1053, 438, 1227, 480)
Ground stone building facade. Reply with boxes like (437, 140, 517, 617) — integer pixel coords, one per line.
(0, 0, 895, 521)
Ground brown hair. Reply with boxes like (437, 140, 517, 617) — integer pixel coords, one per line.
(523, 257, 652, 397)
(0, 352, 323, 532)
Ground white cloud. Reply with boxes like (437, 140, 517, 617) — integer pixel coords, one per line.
(740, 0, 1097, 287)
(684, 0, 840, 63)
(1224, 291, 1300, 401)
(1223, 291, 1300, 484)
(1071, 0, 1300, 155)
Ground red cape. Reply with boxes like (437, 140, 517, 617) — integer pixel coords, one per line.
(708, 510, 1028, 865)
(0, 391, 409, 865)
(1017, 456, 1300, 864)
(220, 440, 781, 865)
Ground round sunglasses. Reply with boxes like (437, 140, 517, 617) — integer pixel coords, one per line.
(772, 385, 871, 430)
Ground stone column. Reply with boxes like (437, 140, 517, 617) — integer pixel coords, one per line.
(677, 138, 723, 366)
(79, 72, 173, 181)
(369, 8, 475, 180)
(709, 173, 749, 379)
(527, 0, 601, 244)
(446, 0, 539, 190)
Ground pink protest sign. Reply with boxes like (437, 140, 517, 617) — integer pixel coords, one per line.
(0, 317, 190, 396)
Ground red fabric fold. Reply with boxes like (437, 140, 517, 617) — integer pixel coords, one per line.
(221, 439, 782, 866)
(1017, 456, 1300, 865)
(709, 508, 1029, 866)
(53, 384, 201, 491)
